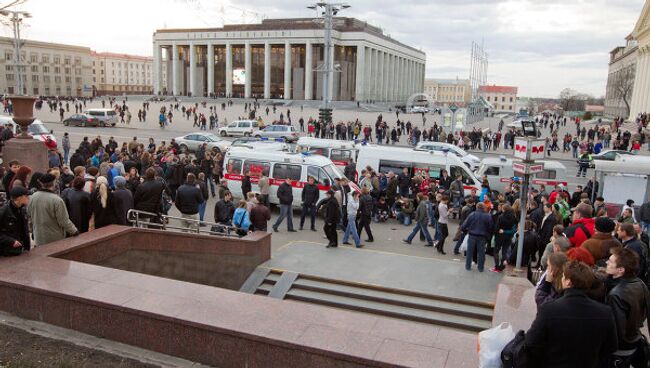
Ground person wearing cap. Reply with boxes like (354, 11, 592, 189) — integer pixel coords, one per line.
(564, 203, 596, 247)
(0, 186, 30, 255)
(323, 189, 341, 248)
(27, 173, 78, 245)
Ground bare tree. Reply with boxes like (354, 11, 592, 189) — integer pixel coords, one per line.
(559, 88, 585, 112)
(611, 64, 635, 118)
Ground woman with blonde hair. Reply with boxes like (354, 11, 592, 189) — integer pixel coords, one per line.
(90, 176, 116, 229)
(535, 252, 568, 308)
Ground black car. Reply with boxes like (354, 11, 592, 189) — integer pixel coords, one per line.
(63, 114, 101, 127)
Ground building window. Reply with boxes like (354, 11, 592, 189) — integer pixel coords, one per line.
(502, 97, 505, 102)
(31, 65, 38, 72)
(64, 67, 70, 74)
(100, 61, 104, 66)
(75, 77, 81, 84)
(54, 56, 60, 64)
(54, 76, 61, 83)
(101, 77, 104, 83)
(509, 97, 513, 102)
(64, 57, 70, 65)
(486, 96, 490, 101)
(42, 66, 49, 73)
(7, 86, 13, 94)
(6, 74, 13, 81)
(101, 70, 104, 75)
(31, 75, 38, 82)
(43, 76, 50, 83)
(30, 54, 37, 63)
(54, 67, 61, 73)
(74, 57, 80, 65)
(509, 105, 513, 110)
(4, 65, 12, 71)
(42, 55, 49, 63)
(5, 52, 12, 61)
(65, 76, 71, 83)
(33, 87, 38, 95)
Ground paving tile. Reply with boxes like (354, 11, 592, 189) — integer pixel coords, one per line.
(370, 317, 440, 347)
(445, 349, 479, 368)
(298, 323, 384, 361)
(433, 328, 478, 353)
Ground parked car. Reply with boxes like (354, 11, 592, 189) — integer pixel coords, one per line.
(175, 132, 232, 154)
(414, 141, 481, 170)
(588, 149, 636, 168)
(63, 114, 101, 127)
(410, 106, 429, 114)
(84, 108, 118, 127)
(218, 120, 259, 137)
(254, 125, 299, 142)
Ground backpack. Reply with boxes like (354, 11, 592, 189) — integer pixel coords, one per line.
(501, 330, 529, 368)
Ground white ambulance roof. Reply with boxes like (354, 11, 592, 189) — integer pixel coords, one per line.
(596, 155, 650, 174)
(226, 148, 335, 166)
(479, 157, 566, 170)
(358, 145, 466, 166)
(297, 137, 359, 150)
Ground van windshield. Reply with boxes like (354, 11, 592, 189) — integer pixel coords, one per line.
(323, 164, 343, 181)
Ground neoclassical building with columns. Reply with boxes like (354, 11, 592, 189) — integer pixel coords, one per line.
(629, 0, 650, 120)
(152, 17, 426, 102)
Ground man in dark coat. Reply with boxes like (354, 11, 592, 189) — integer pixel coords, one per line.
(272, 178, 296, 232)
(0, 186, 30, 255)
(300, 176, 319, 231)
(324, 190, 341, 248)
(525, 260, 617, 367)
(62, 177, 92, 233)
(134, 168, 166, 223)
(344, 161, 356, 183)
(241, 171, 252, 199)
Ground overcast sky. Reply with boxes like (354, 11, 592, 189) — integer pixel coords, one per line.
(6, 0, 646, 98)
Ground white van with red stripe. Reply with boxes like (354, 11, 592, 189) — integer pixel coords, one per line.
(223, 148, 349, 207)
(296, 137, 360, 170)
(476, 157, 567, 192)
(355, 145, 482, 196)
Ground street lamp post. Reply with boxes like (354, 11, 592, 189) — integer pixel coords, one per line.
(308, 1, 349, 122)
(0, 9, 31, 95)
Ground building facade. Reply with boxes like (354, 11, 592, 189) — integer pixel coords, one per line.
(629, 0, 650, 120)
(423, 78, 470, 106)
(478, 85, 518, 112)
(152, 17, 426, 102)
(0, 36, 93, 97)
(604, 34, 638, 119)
(92, 52, 162, 96)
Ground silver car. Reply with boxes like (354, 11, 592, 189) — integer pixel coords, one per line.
(254, 125, 299, 142)
(175, 132, 231, 154)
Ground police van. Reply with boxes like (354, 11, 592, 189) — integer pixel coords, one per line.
(223, 148, 349, 207)
(355, 145, 482, 196)
(295, 137, 361, 170)
(476, 156, 567, 192)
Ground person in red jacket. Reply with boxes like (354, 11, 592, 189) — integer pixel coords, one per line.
(564, 203, 596, 247)
(548, 184, 570, 205)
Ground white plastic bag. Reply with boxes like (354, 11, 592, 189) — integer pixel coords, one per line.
(460, 234, 469, 252)
(478, 322, 515, 368)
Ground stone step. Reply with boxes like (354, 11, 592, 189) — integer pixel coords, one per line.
(285, 288, 492, 332)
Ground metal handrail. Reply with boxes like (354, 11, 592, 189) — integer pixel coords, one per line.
(126, 209, 241, 238)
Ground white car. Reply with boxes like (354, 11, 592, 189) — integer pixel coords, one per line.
(254, 125, 299, 142)
(175, 132, 231, 154)
(0, 116, 57, 145)
(414, 141, 481, 170)
(410, 106, 429, 114)
(218, 120, 260, 137)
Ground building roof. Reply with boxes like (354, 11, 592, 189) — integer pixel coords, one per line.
(155, 17, 423, 55)
(425, 78, 470, 85)
(92, 51, 152, 62)
(478, 85, 518, 94)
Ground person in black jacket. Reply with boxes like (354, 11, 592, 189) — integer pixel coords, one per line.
(525, 260, 617, 367)
(300, 176, 319, 231)
(0, 186, 30, 256)
(357, 187, 374, 242)
(344, 160, 356, 183)
(241, 171, 252, 199)
(536, 203, 557, 266)
(134, 168, 166, 224)
(397, 167, 411, 198)
(606, 247, 650, 367)
(214, 190, 235, 230)
(175, 173, 204, 232)
(272, 178, 296, 232)
(62, 177, 92, 232)
(324, 190, 341, 248)
(492, 203, 517, 272)
(111, 176, 133, 225)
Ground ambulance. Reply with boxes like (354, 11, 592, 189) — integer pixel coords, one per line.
(223, 148, 352, 207)
(475, 156, 567, 192)
(295, 137, 361, 170)
(355, 145, 482, 196)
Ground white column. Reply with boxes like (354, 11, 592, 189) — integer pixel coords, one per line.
(394, 56, 400, 101)
(189, 43, 196, 96)
(284, 41, 292, 100)
(640, 50, 649, 115)
(305, 41, 313, 100)
(264, 42, 271, 99)
(153, 43, 161, 94)
(172, 43, 179, 95)
(244, 41, 252, 98)
(225, 43, 232, 98)
(354, 44, 365, 103)
(373, 49, 379, 101)
(630, 49, 643, 119)
(207, 43, 214, 96)
(396, 57, 402, 101)
(377, 50, 384, 102)
(383, 53, 390, 102)
(365, 48, 373, 102)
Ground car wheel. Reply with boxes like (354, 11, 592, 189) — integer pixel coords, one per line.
(220, 130, 227, 137)
(81, 122, 86, 127)
(180, 144, 188, 154)
(255, 135, 261, 139)
(244, 132, 250, 137)
(63, 121, 69, 126)
(99, 122, 105, 127)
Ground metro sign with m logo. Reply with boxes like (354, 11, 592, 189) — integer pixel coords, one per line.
(514, 138, 546, 160)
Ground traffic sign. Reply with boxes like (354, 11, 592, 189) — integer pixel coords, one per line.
(513, 162, 544, 175)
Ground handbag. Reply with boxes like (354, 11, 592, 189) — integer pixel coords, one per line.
(501, 330, 529, 368)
